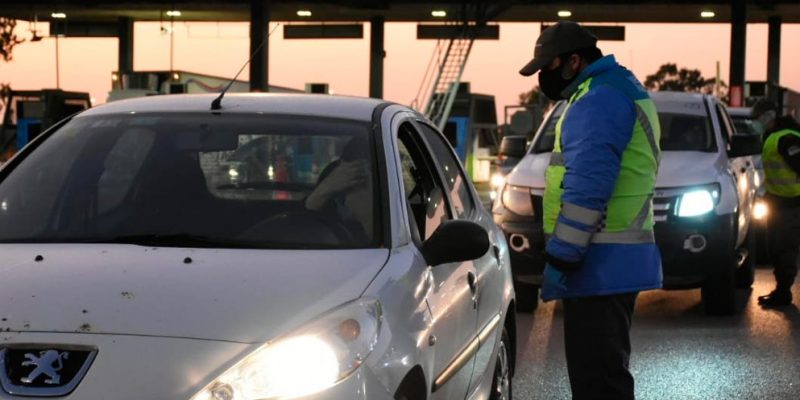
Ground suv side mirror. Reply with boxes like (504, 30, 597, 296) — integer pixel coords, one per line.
(729, 134, 762, 158)
(499, 136, 528, 159)
(421, 220, 490, 266)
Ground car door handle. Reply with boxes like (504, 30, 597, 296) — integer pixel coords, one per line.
(467, 272, 477, 294)
(467, 271, 478, 309)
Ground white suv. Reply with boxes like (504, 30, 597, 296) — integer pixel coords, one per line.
(494, 92, 762, 315)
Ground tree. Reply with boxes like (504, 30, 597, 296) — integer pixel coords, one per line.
(0, 18, 25, 62)
(644, 63, 725, 95)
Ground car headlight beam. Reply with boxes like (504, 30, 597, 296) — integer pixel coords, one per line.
(191, 299, 381, 400)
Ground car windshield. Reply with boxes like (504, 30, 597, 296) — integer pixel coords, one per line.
(0, 112, 381, 249)
(531, 103, 715, 153)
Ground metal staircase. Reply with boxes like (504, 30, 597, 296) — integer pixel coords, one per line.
(414, 32, 475, 131)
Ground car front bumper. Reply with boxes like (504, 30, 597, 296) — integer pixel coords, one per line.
(655, 212, 737, 288)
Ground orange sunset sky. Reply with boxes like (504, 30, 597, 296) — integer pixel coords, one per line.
(1, 21, 798, 120)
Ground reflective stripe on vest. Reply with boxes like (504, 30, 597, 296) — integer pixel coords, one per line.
(543, 78, 661, 245)
(762, 129, 800, 198)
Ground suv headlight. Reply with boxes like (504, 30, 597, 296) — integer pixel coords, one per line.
(498, 184, 534, 216)
(191, 299, 381, 400)
(676, 184, 720, 217)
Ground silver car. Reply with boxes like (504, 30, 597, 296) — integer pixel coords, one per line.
(0, 94, 516, 400)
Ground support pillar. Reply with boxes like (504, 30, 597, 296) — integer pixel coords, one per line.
(249, 0, 270, 92)
(117, 17, 134, 73)
(728, 0, 746, 106)
(767, 16, 781, 88)
(369, 17, 385, 99)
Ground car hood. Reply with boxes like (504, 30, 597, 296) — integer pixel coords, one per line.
(0, 244, 389, 343)
(656, 151, 722, 188)
(505, 151, 722, 190)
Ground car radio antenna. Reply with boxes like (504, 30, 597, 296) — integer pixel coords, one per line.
(211, 23, 280, 111)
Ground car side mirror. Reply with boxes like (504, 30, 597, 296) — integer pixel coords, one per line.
(729, 134, 762, 158)
(421, 220, 490, 266)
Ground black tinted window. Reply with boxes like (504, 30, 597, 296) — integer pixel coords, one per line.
(0, 113, 381, 249)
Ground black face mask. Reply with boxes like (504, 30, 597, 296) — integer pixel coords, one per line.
(538, 60, 578, 101)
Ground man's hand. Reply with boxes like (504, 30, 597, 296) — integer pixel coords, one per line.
(306, 160, 368, 210)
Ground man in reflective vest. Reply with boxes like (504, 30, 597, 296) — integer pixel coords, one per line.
(751, 99, 800, 307)
(520, 21, 662, 399)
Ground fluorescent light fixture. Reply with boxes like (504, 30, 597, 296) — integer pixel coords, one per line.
(297, 10, 312, 17)
(557, 10, 572, 18)
(166, 10, 182, 17)
(431, 10, 447, 18)
(700, 11, 716, 18)
(51, 12, 67, 19)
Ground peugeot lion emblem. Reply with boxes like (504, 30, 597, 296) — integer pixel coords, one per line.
(21, 350, 69, 385)
(0, 346, 97, 397)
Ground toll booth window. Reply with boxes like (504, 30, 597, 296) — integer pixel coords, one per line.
(417, 123, 475, 219)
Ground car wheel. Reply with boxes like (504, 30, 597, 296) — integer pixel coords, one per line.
(701, 251, 737, 315)
(514, 282, 539, 312)
(489, 327, 513, 400)
(735, 229, 756, 289)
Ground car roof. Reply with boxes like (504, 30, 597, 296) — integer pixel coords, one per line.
(80, 93, 391, 122)
(649, 91, 711, 117)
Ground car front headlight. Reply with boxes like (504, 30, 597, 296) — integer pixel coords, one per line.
(191, 299, 381, 400)
(676, 185, 720, 217)
(500, 185, 534, 216)
(753, 200, 769, 220)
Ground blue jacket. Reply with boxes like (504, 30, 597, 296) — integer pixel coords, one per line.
(541, 55, 663, 301)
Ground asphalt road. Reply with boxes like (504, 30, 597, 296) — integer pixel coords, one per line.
(512, 268, 800, 399)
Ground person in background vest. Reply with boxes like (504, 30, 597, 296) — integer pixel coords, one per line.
(751, 99, 800, 307)
(519, 21, 662, 399)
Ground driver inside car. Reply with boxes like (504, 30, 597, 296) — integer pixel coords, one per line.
(305, 136, 373, 240)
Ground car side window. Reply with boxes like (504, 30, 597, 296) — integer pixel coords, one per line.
(397, 122, 451, 241)
(416, 122, 476, 219)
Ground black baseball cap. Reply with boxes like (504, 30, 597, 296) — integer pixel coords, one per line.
(519, 21, 598, 76)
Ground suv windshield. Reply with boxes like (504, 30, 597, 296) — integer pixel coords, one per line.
(0, 113, 381, 248)
(532, 101, 715, 153)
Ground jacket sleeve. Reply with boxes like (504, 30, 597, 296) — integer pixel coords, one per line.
(777, 134, 800, 175)
(545, 86, 636, 262)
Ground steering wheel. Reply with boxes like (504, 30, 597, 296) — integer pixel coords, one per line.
(239, 210, 354, 245)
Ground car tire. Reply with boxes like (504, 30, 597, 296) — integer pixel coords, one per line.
(514, 282, 539, 312)
(735, 229, 756, 289)
(701, 251, 737, 316)
(489, 327, 513, 400)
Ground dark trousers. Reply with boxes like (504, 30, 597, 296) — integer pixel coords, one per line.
(767, 206, 800, 290)
(563, 292, 638, 400)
